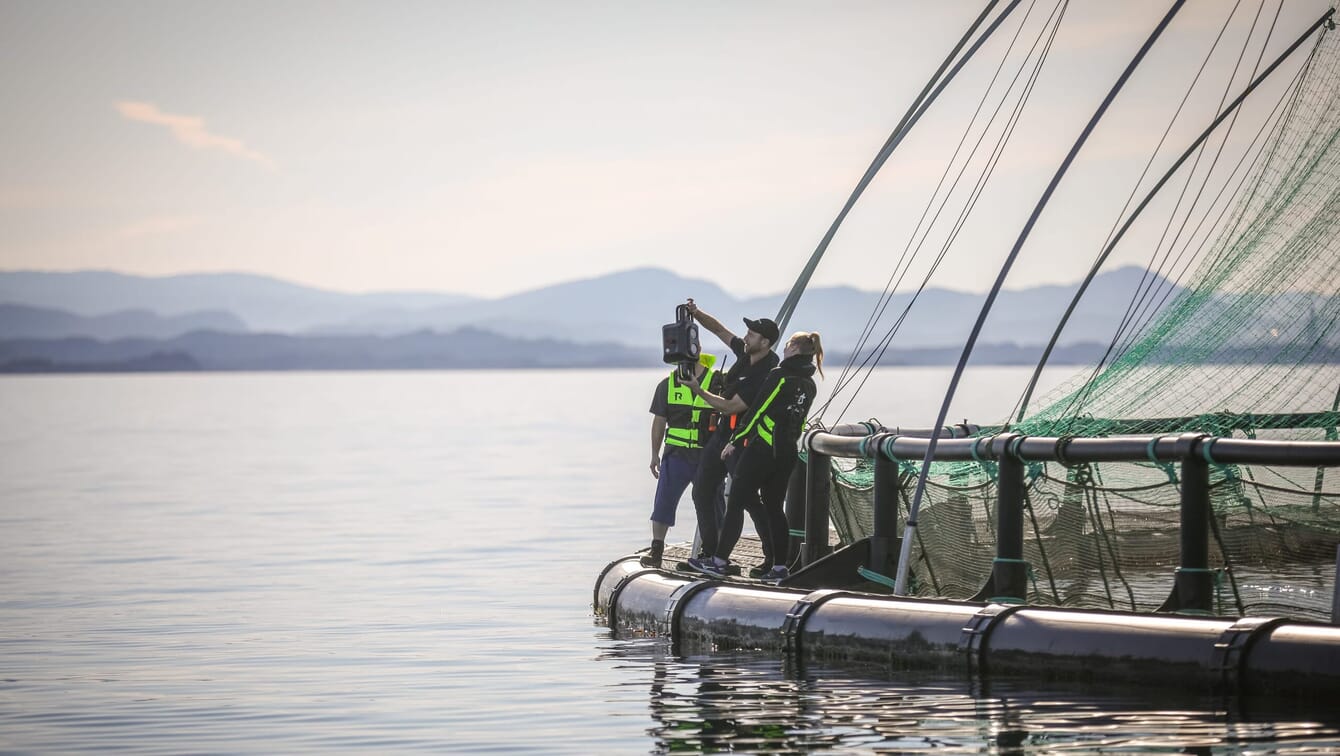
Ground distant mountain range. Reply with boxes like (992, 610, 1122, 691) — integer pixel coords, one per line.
(0, 265, 1184, 372)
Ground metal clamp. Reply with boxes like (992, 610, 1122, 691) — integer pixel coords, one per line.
(593, 555, 636, 614)
(662, 578, 719, 639)
(780, 589, 849, 656)
(960, 603, 1027, 677)
(1210, 616, 1289, 695)
(605, 567, 660, 632)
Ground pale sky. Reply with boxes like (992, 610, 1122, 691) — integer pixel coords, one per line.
(2, 0, 1333, 298)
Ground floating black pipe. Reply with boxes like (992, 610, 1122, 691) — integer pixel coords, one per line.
(594, 559, 1340, 697)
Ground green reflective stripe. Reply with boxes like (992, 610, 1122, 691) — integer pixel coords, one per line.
(758, 415, 776, 445)
(733, 377, 786, 445)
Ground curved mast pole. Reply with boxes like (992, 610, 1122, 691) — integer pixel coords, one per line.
(773, 0, 1021, 333)
(893, 0, 1187, 596)
(1014, 8, 1337, 423)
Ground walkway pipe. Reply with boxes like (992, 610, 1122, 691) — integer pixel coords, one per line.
(808, 430, 1340, 467)
(594, 557, 1340, 698)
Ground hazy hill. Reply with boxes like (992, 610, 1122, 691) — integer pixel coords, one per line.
(0, 270, 477, 332)
(315, 265, 1179, 351)
(0, 303, 246, 340)
(0, 265, 1181, 352)
(0, 327, 647, 372)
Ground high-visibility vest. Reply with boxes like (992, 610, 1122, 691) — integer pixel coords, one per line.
(664, 364, 718, 449)
(733, 377, 786, 447)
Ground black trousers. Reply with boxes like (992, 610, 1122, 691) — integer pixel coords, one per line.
(714, 441, 796, 566)
(690, 432, 732, 557)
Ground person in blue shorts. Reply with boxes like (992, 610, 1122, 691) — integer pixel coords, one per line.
(640, 352, 724, 568)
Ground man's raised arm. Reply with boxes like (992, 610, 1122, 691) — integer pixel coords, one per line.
(686, 300, 735, 346)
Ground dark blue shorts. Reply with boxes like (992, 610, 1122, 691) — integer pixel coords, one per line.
(650, 450, 699, 527)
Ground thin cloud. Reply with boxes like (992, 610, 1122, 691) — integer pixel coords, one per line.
(114, 215, 204, 240)
(115, 101, 275, 169)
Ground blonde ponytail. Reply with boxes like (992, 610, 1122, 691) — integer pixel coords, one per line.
(788, 331, 824, 378)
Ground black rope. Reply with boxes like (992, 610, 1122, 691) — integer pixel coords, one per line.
(819, 0, 1069, 423)
(773, 0, 1019, 335)
(895, 0, 1188, 595)
(819, 0, 1048, 418)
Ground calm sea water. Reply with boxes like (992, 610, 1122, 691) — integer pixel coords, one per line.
(2, 368, 1338, 753)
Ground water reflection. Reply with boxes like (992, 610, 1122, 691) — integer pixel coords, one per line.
(598, 636, 1340, 754)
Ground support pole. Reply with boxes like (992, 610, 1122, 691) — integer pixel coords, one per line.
(993, 439, 1028, 602)
(872, 446, 901, 577)
(1169, 434, 1214, 613)
(804, 450, 833, 567)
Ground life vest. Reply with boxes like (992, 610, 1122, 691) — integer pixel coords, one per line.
(733, 377, 787, 447)
(664, 360, 718, 450)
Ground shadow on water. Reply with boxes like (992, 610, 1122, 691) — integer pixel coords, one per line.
(596, 633, 1340, 754)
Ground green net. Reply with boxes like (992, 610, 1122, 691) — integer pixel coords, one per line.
(824, 26, 1340, 621)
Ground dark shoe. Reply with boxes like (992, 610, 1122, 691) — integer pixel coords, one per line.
(639, 554, 662, 568)
(686, 557, 726, 578)
(759, 565, 789, 583)
(676, 553, 710, 572)
(748, 564, 775, 579)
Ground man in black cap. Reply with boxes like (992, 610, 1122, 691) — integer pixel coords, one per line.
(677, 300, 780, 573)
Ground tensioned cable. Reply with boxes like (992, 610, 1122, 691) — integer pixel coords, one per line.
(1012, 6, 1334, 424)
(822, 1, 1070, 425)
(1036, 60, 1314, 428)
(1114, 1, 1276, 338)
(1002, 0, 1249, 423)
(819, 0, 1047, 415)
(813, 0, 1068, 424)
(1093, 0, 1281, 375)
(772, 0, 1024, 336)
(893, 0, 1187, 596)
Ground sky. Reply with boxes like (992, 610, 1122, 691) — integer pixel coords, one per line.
(2, 0, 1334, 299)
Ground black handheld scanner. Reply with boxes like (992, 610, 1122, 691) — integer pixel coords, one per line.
(662, 303, 700, 381)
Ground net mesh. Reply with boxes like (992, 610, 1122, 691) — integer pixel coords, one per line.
(822, 25, 1340, 622)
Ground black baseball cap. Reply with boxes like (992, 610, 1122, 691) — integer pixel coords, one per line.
(742, 317, 780, 345)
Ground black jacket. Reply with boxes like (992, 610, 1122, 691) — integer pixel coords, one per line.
(730, 354, 817, 452)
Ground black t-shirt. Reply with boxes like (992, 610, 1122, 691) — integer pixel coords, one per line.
(710, 336, 779, 444)
(649, 367, 724, 458)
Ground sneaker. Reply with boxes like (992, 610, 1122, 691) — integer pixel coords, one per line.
(748, 564, 774, 579)
(676, 553, 711, 572)
(759, 565, 789, 583)
(639, 554, 662, 568)
(686, 556, 727, 578)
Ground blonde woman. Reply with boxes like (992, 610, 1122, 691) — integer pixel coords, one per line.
(688, 331, 823, 582)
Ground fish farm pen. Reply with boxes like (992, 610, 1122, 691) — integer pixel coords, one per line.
(595, 422, 1340, 697)
(597, 3, 1340, 698)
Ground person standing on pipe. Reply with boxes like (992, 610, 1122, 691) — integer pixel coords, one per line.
(687, 331, 822, 581)
(677, 301, 780, 573)
(640, 351, 724, 568)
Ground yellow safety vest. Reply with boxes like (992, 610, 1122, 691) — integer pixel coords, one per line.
(664, 363, 718, 450)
